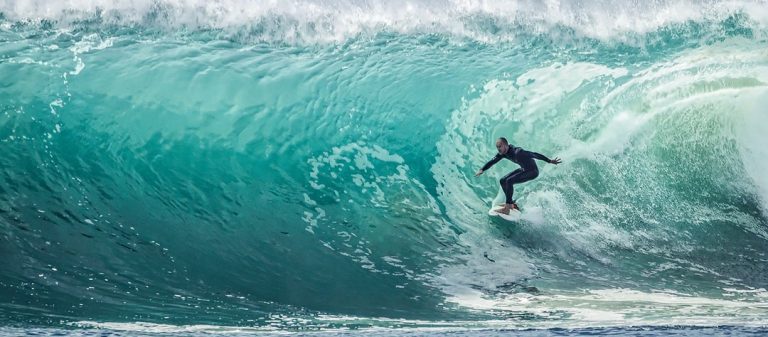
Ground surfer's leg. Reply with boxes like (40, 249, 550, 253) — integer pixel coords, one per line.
(501, 169, 539, 210)
(500, 169, 522, 205)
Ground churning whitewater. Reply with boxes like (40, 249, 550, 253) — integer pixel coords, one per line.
(1, 0, 768, 334)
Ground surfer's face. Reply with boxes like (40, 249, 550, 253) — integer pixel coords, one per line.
(495, 140, 508, 154)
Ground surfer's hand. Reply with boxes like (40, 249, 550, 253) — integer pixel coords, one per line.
(549, 157, 562, 165)
(475, 170, 484, 177)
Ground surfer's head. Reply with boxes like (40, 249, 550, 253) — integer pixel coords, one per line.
(495, 137, 510, 154)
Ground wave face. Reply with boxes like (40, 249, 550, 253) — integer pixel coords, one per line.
(2, 0, 768, 331)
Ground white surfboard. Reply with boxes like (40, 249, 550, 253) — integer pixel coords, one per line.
(488, 206, 522, 221)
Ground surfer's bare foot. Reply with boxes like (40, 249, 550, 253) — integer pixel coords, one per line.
(497, 205, 511, 214)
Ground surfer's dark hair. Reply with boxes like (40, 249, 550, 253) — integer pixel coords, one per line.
(498, 137, 508, 144)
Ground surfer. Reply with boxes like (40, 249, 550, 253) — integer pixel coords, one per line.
(475, 137, 561, 214)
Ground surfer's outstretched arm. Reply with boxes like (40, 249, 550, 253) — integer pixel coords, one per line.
(531, 152, 561, 164)
(475, 154, 502, 176)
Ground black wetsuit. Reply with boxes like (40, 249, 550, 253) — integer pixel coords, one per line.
(481, 146, 552, 205)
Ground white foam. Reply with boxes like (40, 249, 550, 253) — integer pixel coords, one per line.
(737, 91, 768, 214)
(2, 0, 768, 43)
(72, 321, 274, 333)
(447, 287, 768, 327)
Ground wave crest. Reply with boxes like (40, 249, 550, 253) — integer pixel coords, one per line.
(2, 0, 767, 44)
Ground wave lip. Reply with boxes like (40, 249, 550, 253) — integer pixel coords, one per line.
(2, 0, 768, 43)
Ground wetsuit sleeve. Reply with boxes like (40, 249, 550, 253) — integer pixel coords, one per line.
(530, 152, 553, 163)
(481, 154, 502, 171)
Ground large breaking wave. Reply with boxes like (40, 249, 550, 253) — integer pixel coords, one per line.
(1, 0, 768, 332)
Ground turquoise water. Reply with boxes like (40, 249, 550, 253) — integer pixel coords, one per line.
(1, 1, 768, 335)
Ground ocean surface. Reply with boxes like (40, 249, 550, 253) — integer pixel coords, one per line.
(1, 0, 768, 336)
